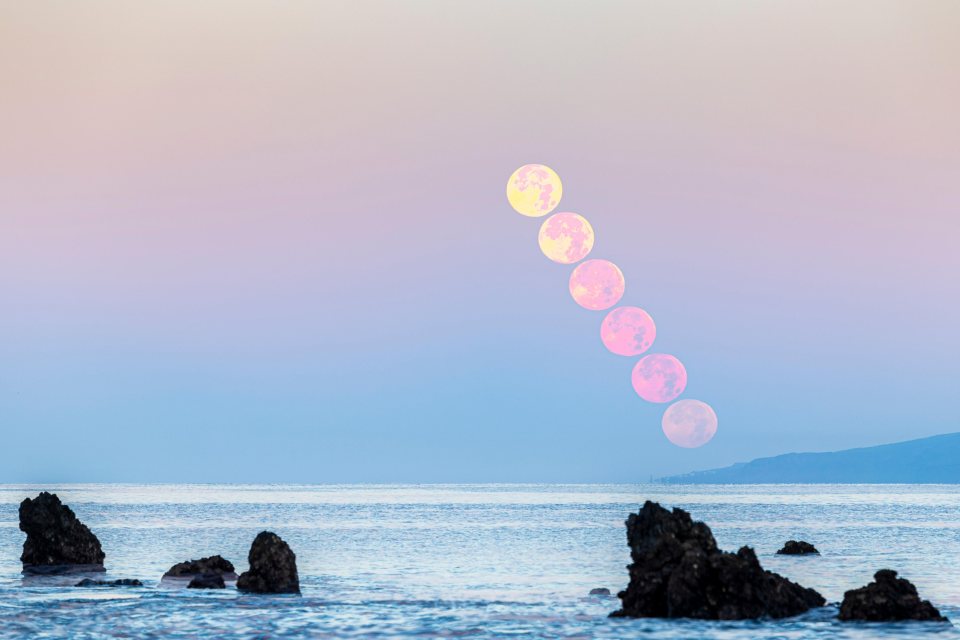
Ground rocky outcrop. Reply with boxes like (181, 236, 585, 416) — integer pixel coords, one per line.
(188, 574, 226, 589)
(19, 492, 105, 573)
(589, 588, 612, 596)
(163, 555, 237, 580)
(839, 570, 947, 622)
(75, 578, 142, 587)
(236, 531, 300, 594)
(777, 540, 819, 555)
(612, 501, 825, 619)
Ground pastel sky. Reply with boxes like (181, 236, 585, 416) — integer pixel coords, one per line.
(1, 1, 958, 482)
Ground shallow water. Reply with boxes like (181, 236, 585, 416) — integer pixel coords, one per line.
(1, 484, 959, 638)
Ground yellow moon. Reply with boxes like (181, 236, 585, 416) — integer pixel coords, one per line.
(506, 164, 562, 217)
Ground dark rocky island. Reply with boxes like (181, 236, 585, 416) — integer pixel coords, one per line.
(611, 501, 825, 619)
(75, 578, 143, 587)
(188, 574, 226, 589)
(236, 531, 300, 594)
(163, 555, 237, 581)
(19, 492, 105, 574)
(839, 570, 947, 622)
(777, 540, 819, 555)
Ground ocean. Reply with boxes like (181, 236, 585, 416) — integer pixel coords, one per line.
(1, 484, 958, 638)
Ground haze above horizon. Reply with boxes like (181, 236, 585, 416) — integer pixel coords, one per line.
(1, 1, 958, 483)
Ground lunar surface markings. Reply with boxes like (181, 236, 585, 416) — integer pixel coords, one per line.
(507, 164, 717, 448)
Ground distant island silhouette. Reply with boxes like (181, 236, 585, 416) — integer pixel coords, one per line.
(662, 432, 960, 483)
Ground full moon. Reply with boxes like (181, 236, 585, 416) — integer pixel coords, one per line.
(506, 164, 562, 217)
(662, 399, 718, 448)
(569, 259, 625, 310)
(600, 306, 656, 356)
(538, 212, 595, 264)
(631, 353, 687, 403)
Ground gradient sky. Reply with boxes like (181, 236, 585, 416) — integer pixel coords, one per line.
(1, 1, 958, 482)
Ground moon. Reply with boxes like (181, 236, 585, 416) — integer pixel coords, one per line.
(506, 164, 562, 217)
(569, 259, 625, 310)
(601, 306, 656, 356)
(538, 212, 595, 264)
(631, 353, 687, 403)
(662, 399, 718, 448)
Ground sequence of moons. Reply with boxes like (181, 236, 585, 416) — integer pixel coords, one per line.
(631, 353, 687, 403)
(569, 259, 625, 310)
(662, 399, 718, 448)
(506, 164, 563, 217)
(506, 163, 719, 449)
(538, 212, 595, 264)
(600, 306, 656, 356)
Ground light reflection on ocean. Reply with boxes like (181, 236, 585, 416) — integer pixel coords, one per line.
(1, 484, 959, 638)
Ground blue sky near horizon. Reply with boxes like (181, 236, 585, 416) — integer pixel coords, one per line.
(1, 1, 959, 482)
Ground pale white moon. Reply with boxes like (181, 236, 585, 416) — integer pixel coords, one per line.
(662, 399, 718, 448)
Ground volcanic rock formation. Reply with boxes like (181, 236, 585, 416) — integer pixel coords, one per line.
(776, 540, 819, 555)
(612, 501, 825, 619)
(188, 574, 226, 589)
(19, 492, 105, 573)
(75, 578, 142, 587)
(163, 555, 237, 581)
(839, 570, 947, 622)
(236, 531, 300, 594)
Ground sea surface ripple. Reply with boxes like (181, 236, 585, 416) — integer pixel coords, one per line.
(2, 483, 959, 638)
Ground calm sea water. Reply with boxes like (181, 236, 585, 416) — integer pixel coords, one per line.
(1, 484, 959, 638)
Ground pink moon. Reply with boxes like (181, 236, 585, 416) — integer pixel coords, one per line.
(538, 212, 594, 264)
(568, 259, 625, 310)
(600, 306, 656, 356)
(631, 354, 687, 403)
(662, 399, 718, 448)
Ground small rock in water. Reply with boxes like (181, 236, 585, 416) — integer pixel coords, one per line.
(777, 540, 819, 555)
(188, 574, 226, 589)
(611, 500, 825, 619)
(19, 492, 105, 573)
(75, 578, 143, 587)
(589, 588, 612, 596)
(163, 555, 237, 580)
(236, 531, 300, 594)
(839, 570, 947, 622)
